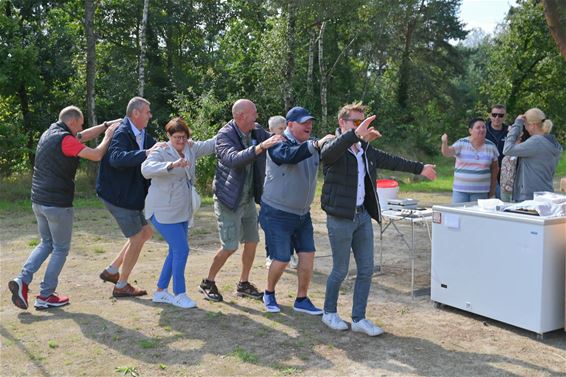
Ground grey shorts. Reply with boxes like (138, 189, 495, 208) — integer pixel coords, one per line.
(102, 199, 147, 238)
(214, 197, 259, 251)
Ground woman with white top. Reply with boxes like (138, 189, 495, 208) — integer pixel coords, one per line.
(141, 117, 215, 308)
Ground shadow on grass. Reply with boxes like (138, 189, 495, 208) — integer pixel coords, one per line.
(11, 292, 565, 375)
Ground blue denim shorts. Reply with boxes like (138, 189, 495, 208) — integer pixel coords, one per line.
(102, 199, 147, 238)
(259, 202, 315, 262)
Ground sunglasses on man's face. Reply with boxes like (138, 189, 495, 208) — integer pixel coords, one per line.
(491, 113, 505, 118)
(343, 118, 363, 127)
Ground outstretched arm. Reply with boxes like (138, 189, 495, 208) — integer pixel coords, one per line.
(77, 123, 119, 162)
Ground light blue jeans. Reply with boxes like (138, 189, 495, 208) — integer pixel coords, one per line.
(452, 191, 488, 204)
(19, 203, 74, 297)
(324, 210, 374, 322)
(151, 217, 189, 295)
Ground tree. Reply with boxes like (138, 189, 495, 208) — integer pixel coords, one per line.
(84, 0, 96, 128)
(542, 0, 566, 59)
(137, 0, 149, 96)
(480, 0, 566, 143)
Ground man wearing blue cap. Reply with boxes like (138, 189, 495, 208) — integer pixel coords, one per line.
(259, 106, 335, 314)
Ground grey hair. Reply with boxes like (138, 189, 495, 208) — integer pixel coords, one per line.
(59, 106, 83, 123)
(268, 115, 286, 131)
(126, 97, 150, 117)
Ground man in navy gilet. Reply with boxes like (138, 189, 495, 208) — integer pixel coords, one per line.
(9, 106, 119, 310)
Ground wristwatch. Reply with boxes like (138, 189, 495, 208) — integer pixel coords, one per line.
(76, 132, 83, 141)
(103, 121, 109, 129)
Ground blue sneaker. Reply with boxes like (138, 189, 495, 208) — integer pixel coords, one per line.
(263, 292, 280, 313)
(293, 297, 323, 315)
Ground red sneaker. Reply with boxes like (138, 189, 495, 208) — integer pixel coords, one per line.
(8, 278, 29, 310)
(34, 293, 70, 309)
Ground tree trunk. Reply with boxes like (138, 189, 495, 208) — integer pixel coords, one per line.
(85, 0, 97, 128)
(318, 22, 328, 130)
(397, 0, 425, 121)
(542, 0, 566, 59)
(18, 84, 34, 167)
(307, 30, 315, 106)
(84, 0, 99, 185)
(283, 2, 296, 111)
(138, 0, 150, 96)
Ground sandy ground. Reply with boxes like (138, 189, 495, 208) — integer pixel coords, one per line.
(1, 191, 565, 376)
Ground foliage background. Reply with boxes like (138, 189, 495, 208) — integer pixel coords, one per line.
(1, 0, 564, 192)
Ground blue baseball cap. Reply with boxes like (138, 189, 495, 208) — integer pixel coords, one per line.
(286, 107, 315, 123)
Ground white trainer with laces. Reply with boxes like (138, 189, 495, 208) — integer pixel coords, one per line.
(152, 290, 174, 304)
(351, 318, 384, 336)
(172, 293, 197, 309)
(322, 312, 349, 331)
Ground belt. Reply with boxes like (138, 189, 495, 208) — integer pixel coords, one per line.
(355, 205, 365, 214)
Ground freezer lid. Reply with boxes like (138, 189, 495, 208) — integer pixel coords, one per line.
(432, 204, 566, 225)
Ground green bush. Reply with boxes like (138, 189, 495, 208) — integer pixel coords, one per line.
(172, 90, 234, 196)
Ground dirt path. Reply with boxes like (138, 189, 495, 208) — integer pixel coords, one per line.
(1, 192, 565, 376)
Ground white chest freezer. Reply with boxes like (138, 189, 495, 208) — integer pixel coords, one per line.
(431, 204, 566, 336)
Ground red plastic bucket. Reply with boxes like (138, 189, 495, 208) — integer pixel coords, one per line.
(376, 179, 399, 189)
(376, 179, 399, 209)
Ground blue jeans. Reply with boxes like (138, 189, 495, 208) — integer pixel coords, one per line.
(151, 217, 189, 295)
(324, 209, 374, 322)
(452, 191, 488, 204)
(19, 204, 74, 297)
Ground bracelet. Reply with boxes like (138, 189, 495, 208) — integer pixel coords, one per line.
(258, 142, 264, 151)
(166, 162, 173, 171)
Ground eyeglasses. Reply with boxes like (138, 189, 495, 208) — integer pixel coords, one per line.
(171, 135, 188, 141)
(343, 118, 363, 127)
(491, 113, 505, 118)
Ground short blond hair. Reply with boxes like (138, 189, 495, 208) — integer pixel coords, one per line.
(525, 108, 553, 134)
(337, 102, 367, 121)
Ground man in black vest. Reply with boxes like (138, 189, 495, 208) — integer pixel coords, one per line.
(9, 106, 119, 310)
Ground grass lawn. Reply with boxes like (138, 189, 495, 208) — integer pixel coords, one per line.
(1, 152, 565, 211)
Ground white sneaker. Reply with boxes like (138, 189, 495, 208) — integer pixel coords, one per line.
(152, 290, 174, 304)
(265, 257, 273, 268)
(351, 318, 384, 336)
(322, 312, 349, 331)
(172, 293, 197, 309)
(289, 254, 299, 269)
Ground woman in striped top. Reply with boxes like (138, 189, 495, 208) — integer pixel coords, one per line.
(441, 118, 499, 203)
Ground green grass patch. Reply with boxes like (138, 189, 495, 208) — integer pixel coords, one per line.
(94, 247, 106, 254)
(138, 338, 159, 349)
(27, 239, 39, 247)
(230, 346, 258, 363)
(115, 366, 139, 376)
(47, 340, 58, 349)
(555, 152, 566, 177)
